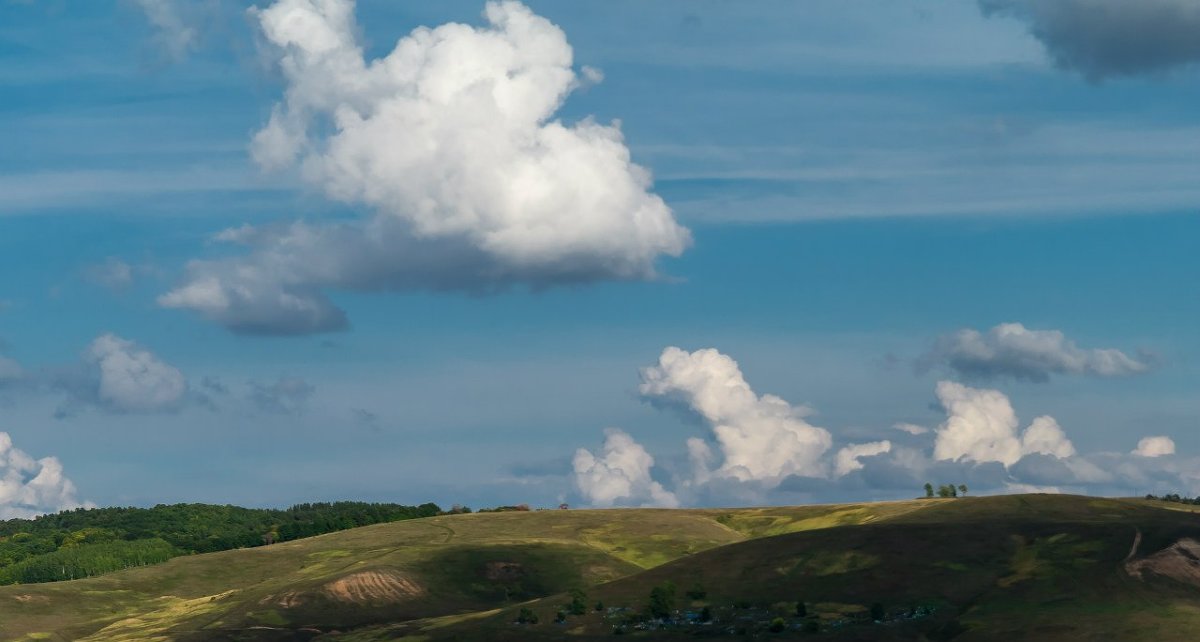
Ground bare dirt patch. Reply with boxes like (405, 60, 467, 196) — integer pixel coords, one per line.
(322, 569, 425, 604)
(266, 570, 424, 609)
(1126, 538, 1200, 587)
(12, 594, 49, 604)
(267, 591, 307, 609)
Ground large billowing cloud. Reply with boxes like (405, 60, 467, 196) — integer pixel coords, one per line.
(54, 334, 187, 415)
(922, 323, 1148, 383)
(979, 0, 1200, 80)
(160, 0, 690, 335)
(639, 347, 833, 485)
(573, 428, 678, 508)
(933, 380, 1075, 466)
(0, 432, 90, 519)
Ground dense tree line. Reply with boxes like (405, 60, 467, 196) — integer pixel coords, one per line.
(1146, 493, 1200, 505)
(923, 483, 968, 498)
(0, 538, 177, 584)
(0, 501, 441, 585)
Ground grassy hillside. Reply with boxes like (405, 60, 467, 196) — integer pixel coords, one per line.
(410, 495, 1200, 642)
(0, 502, 924, 641)
(5, 495, 1199, 641)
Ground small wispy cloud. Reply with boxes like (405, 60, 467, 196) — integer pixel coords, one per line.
(131, 0, 198, 61)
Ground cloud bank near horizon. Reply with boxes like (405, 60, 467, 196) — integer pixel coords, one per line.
(565, 345, 1188, 508)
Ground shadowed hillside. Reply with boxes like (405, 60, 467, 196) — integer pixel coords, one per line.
(403, 495, 1200, 642)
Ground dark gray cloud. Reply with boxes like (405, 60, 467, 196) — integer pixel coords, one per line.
(507, 456, 573, 478)
(199, 376, 228, 396)
(161, 218, 632, 336)
(919, 322, 1149, 383)
(248, 376, 315, 415)
(1006, 453, 1079, 486)
(980, 0, 1200, 79)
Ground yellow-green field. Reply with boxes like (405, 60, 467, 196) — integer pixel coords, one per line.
(5, 496, 1200, 641)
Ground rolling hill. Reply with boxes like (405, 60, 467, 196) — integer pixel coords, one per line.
(2, 495, 1199, 641)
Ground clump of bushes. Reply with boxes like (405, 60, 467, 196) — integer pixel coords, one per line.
(647, 581, 677, 619)
(567, 588, 588, 615)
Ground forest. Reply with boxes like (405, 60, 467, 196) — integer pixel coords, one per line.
(0, 501, 441, 585)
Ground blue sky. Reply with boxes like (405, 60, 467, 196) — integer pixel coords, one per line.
(0, 0, 1197, 513)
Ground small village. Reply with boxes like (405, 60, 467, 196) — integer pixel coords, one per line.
(513, 581, 939, 636)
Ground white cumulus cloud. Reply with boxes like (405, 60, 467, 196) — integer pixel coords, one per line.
(834, 440, 892, 477)
(933, 380, 1074, 467)
(639, 347, 832, 485)
(87, 334, 186, 413)
(1134, 435, 1176, 458)
(1021, 415, 1076, 459)
(160, 0, 689, 335)
(0, 432, 90, 519)
(923, 322, 1148, 382)
(55, 334, 188, 415)
(573, 428, 678, 508)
